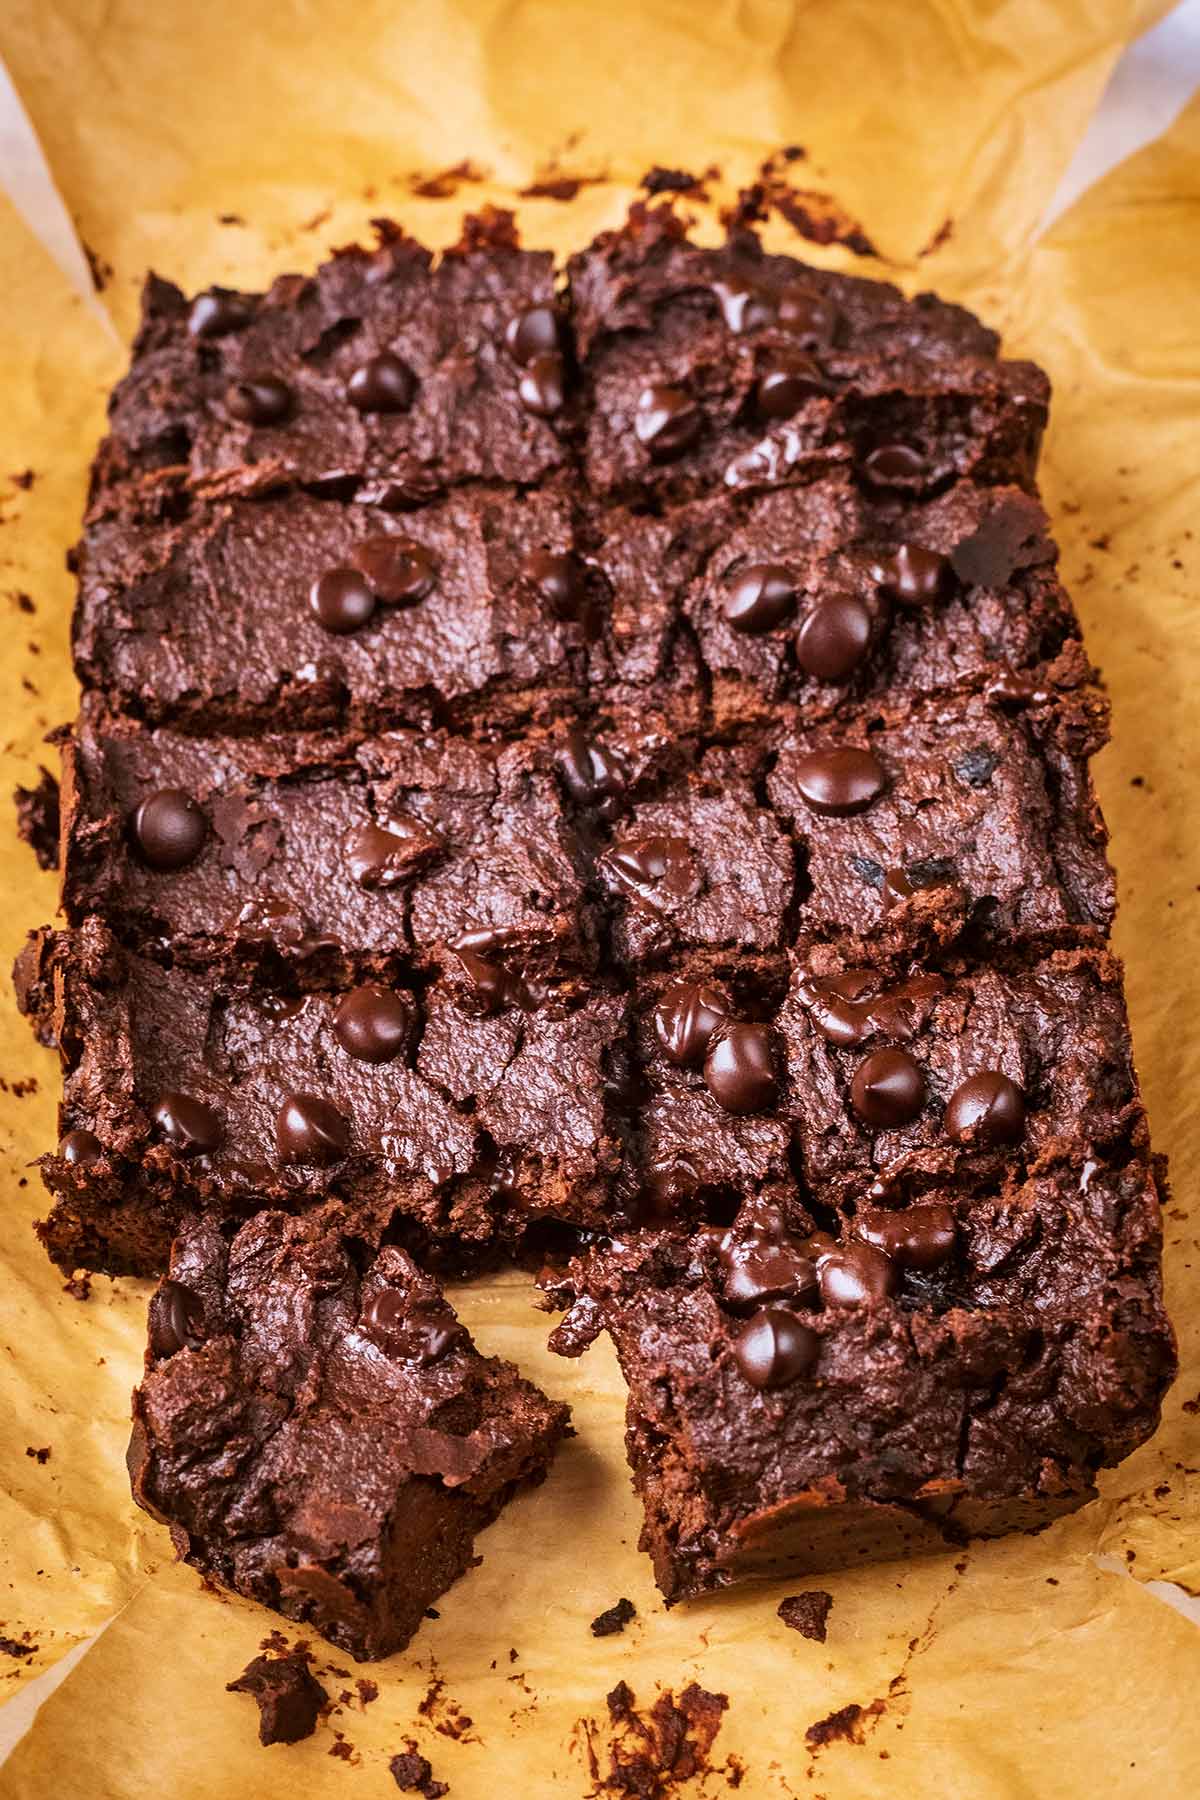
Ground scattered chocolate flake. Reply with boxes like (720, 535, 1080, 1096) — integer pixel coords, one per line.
(0, 1636, 36, 1658)
(724, 174, 878, 257)
(578, 1680, 734, 1797)
(217, 213, 246, 226)
(805, 1698, 886, 1750)
(356, 1678, 379, 1707)
(389, 1745, 450, 1797)
(919, 217, 955, 257)
(520, 175, 585, 201)
(14, 767, 60, 870)
(300, 209, 332, 233)
(81, 240, 113, 293)
(590, 1597, 637, 1637)
(25, 1446, 51, 1465)
(418, 1670, 477, 1743)
(10, 469, 34, 490)
(15, 592, 35, 614)
(778, 1590, 833, 1643)
(328, 1734, 356, 1763)
(227, 1650, 329, 1746)
(63, 1273, 92, 1301)
(640, 166, 701, 195)
(409, 160, 487, 199)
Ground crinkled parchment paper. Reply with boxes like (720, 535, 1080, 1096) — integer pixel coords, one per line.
(0, 3, 1197, 1792)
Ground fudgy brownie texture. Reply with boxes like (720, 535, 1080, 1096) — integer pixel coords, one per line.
(547, 1154, 1172, 1601)
(129, 1210, 569, 1658)
(19, 919, 625, 1277)
(569, 207, 1048, 505)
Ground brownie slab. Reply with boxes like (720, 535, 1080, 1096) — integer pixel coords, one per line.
(61, 701, 592, 984)
(96, 222, 571, 503)
(24, 919, 625, 1275)
(569, 207, 1047, 505)
(74, 481, 586, 735)
(129, 1210, 569, 1658)
(547, 1161, 1173, 1601)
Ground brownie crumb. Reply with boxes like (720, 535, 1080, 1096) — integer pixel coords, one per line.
(390, 1745, 450, 1796)
(24, 1446, 51, 1465)
(640, 167, 701, 195)
(14, 767, 60, 870)
(778, 1591, 833, 1643)
(0, 1635, 36, 1658)
(578, 1680, 731, 1796)
(10, 469, 34, 490)
(227, 1650, 328, 1746)
(590, 1597, 637, 1637)
(805, 1698, 886, 1750)
(15, 592, 35, 614)
(63, 1273, 92, 1301)
(356, 1678, 379, 1707)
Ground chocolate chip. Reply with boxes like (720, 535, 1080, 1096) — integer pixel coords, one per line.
(309, 567, 376, 634)
(733, 1308, 819, 1389)
(59, 1128, 102, 1165)
(953, 746, 1000, 788)
(944, 1071, 1026, 1144)
(333, 986, 412, 1063)
(704, 1021, 777, 1115)
(871, 544, 948, 607)
(518, 351, 566, 417)
(275, 1092, 351, 1163)
(789, 747, 886, 816)
(155, 1280, 206, 1354)
(793, 969, 943, 1047)
(235, 893, 316, 949)
(504, 305, 563, 365)
(132, 788, 207, 871)
(226, 376, 292, 426)
(849, 1047, 926, 1127)
(756, 353, 824, 420)
(817, 1242, 898, 1306)
(349, 537, 436, 605)
(601, 835, 700, 910)
(862, 444, 927, 485)
(450, 948, 529, 1014)
(364, 1289, 465, 1363)
(151, 1092, 224, 1157)
(556, 732, 627, 816)
(795, 594, 872, 680)
(721, 1237, 818, 1309)
(641, 1157, 701, 1218)
(777, 286, 837, 343)
(855, 1202, 956, 1271)
(634, 385, 700, 458)
(711, 278, 776, 334)
(188, 291, 251, 337)
(882, 866, 915, 906)
(723, 563, 797, 634)
(346, 351, 417, 413)
(653, 980, 732, 1067)
(346, 816, 443, 888)
(521, 549, 585, 619)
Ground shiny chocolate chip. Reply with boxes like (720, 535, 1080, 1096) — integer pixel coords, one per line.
(777, 285, 837, 343)
(756, 353, 824, 420)
(855, 1202, 956, 1271)
(346, 351, 417, 413)
(451, 948, 530, 1015)
(521, 549, 585, 619)
(309, 567, 376, 634)
(152, 1092, 224, 1157)
(704, 1022, 777, 1116)
(849, 1047, 926, 1128)
(862, 443, 927, 486)
(132, 789, 207, 871)
(601, 835, 700, 910)
(188, 290, 251, 337)
(944, 1071, 1026, 1145)
(871, 543, 948, 607)
(332, 985, 412, 1063)
(789, 747, 886, 816)
(556, 732, 627, 816)
(226, 376, 292, 426)
(653, 980, 732, 1067)
(504, 305, 563, 365)
(275, 1092, 351, 1164)
(795, 593, 872, 681)
(711, 277, 777, 334)
(364, 1288, 466, 1362)
(349, 536, 436, 605)
(155, 1280, 206, 1355)
(346, 816, 443, 888)
(634, 385, 700, 458)
(723, 563, 797, 634)
(59, 1128, 102, 1165)
(733, 1308, 819, 1389)
(721, 1237, 818, 1309)
(518, 351, 566, 417)
(817, 1242, 898, 1306)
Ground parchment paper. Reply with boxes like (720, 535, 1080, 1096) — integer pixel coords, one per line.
(0, 3, 1197, 1793)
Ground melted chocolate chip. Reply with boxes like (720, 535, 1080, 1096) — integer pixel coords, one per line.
(226, 376, 292, 426)
(711, 277, 777, 333)
(275, 1092, 351, 1164)
(154, 1280, 206, 1355)
(332, 986, 413, 1063)
(654, 980, 732, 1068)
(733, 1308, 819, 1389)
(704, 1022, 777, 1115)
(601, 835, 700, 911)
(518, 351, 566, 417)
(59, 1128, 102, 1165)
(188, 291, 252, 337)
(504, 305, 563, 365)
(556, 732, 627, 817)
(788, 747, 886, 816)
(817, 1242, 898, 1306)
(862, 444, 927, 485)
(634, 385, 700, 458)
(349, 537, 436, 605)
(450, 947, 530, 1014)
(723, 563, 797, 634)
(756, 353, 824, 420)
(235, 893, 317, 949)
(346, 816, 443, 888)
(346, 351, 417, 413)
(721, 1236, 818, 1309)
(521, 549, 585, 619)
(849, 1047, 926, 1128)
(795, 594, 872, 680)
(777, 286, 837, 343)
(364, 1288, 465, 1363)
(855, 1202, 956, 1271)
(309, 567, 376, 634)
(132, 789, 208, 871)
(642, 1157, 701, 1218)
(944, 1071, 1026, 1144)
(871, 544, 948, 607)
(151, 1092, 224, 1157)
(793, 969, 944, 1047)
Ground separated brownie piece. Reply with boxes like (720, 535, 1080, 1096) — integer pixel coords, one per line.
(547, 1157, 1173, 1601)
(95, 220, 571, 503)
(130, 1210, 570, 1658)
(569, 206, 1047, 505)
(20, 920, 626, 1275)
(60, 701, 592, 985)
(73, 481, 586, 736)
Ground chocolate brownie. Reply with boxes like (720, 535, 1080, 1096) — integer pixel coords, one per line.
(569, 207, 1048, 505)
(24, 919, 626, 1275)
(94, 219, 571, 504)
(73, 481, 587, 736)
(60, 700, 592, 985)
(548, 1155, 1173, 1601)
(129, 1210, 569, 1658)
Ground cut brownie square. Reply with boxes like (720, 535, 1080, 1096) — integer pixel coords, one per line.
(547, 1155, 1173, 1601)
(569, 206, 1047, 505)
(23, 919, 626, 1275)
(95, 220, 571, 503)
(60, 701, 592, 985)
(73, 480, 586, 736)
(129, 1210, 570, 1658)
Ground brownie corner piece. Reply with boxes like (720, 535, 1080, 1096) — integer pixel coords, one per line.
(129, 1210, 570, 1659)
